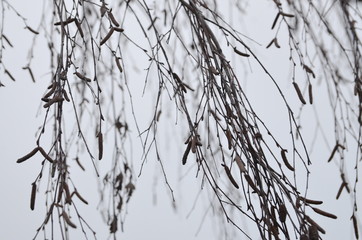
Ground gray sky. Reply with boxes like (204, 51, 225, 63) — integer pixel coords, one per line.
(0, 0, 360, 239)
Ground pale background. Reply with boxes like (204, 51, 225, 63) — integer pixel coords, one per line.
(0, 0, 360, 239)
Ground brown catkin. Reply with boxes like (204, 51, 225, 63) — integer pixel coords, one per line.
(312, 207, 337, 219)
(26, 26, 39, 35)
(308, 225, 319, 240)
(38, 147, 55, 163)
(17, 147, 40, 163)
(271, 13, 280, 29)
(74, 190, 88, 205)
(244, 174, 258, 193)
(44, 83, 56, 99)
(98, 132, 103, 160)
(336, 182, 346, 199)
(74, 71, 91, 82)
(191, 136, 197, 153)
(327, 143, 344, 162)
(304, 65, 316, 78)
(115, 57, 123, 73)
(233, 47, 250, 57)
(44, 204, 54, 224)
(274, 38, 281, 48)
(305, 216, 326, 234)
(308, 83, 313, 104)
(57, 184, 63, 203)
(300, 234, 309, 240)
(30, 182, 36, 210)
(75, 19, 84, 38)
(113, 27, 124, 33)
(62, 211, 77, 228)
(108, 11, 120, 27)
(54, 18, 75, 26)
(352, 214, 359, 239)
(281, 149, 294, 171)
(266, 39, 274, 48)
(182, 141, 192, 165)
(62, 89, 70, 102)
(4, 69, 15, 81)
(298, 196, 323, 205)
(235, 155, 246, 172)
(100, 27, 115, 46)
(63, 182, 72, 204)
(222, 164, 239, 189)
(278, 204, 287, 222)
(226, 129, 233, 150)
(280, 12, 295, 18)
(292, 82, 306, 104)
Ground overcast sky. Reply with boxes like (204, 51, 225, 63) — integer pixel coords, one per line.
(0, 0, 360, 239)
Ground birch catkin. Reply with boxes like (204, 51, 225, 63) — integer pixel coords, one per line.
(308, 83, 313, 104)
(278, 204, 287, 222)
(62, 211, 77, 228)
(108, 11, 120, 27)
(74, 190, 88, 205)
(98, 132, 103, 160)
(312, 207, 337, 219)
(30, 182, 36, 211)
(17, 147, 40, 163)
(100, 27, 115, 46)
(222, 164, 239, 189)
(115, 57, 123, 73)
(292, 82, 306, 104)
(182, 141, 192, 165)
(281, 149, 294, 171)
(352, 214, 359, 239)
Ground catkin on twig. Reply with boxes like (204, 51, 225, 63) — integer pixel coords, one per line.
(22, 67, 36, 82)
(63, 182, 72, 204)
(74, 71, 92, 82)
(38, 147, 55, 163)
(352, 214, 359, 239)
(280, 12, 295, 18)
(54, 18, 75, 26)
(312, 207, 337, 219)
(43, 95, 64, 108)
(115, 57, 123, 73)
(235, 155, 246, 172)
(303, 65, 316, 78)
(298, 196, 323, 205)
(308, 225, 319, 240)
(305, 216, 325, 234)
(336, 182, 347, 199)
(271, 13, 280, 29)
(278, 204, 287, 222)
(100, 27, 115, 46)
(4, 69, 15, 81)
(74, 19, 84, 38)
(108, 11, 120, 27)
(281, 149, 294, 171)
(30, 182, 36, 210)
(292, 82, 306, 104)
(244, 174, 258, 193)
(17, 147, 40, 163)
(327, 143, 345, 162)
(226, 129, 233, 150)
(233, 47, 250, 57)
(61, 211, 77, 229)
(222, 164, 239, 189)
(26, 26, 39, 35)
(98, 132, 103, 160)
(308, 84, 313, 104)
(182, 141, 192, 165)
(73, 190, 89, 205)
